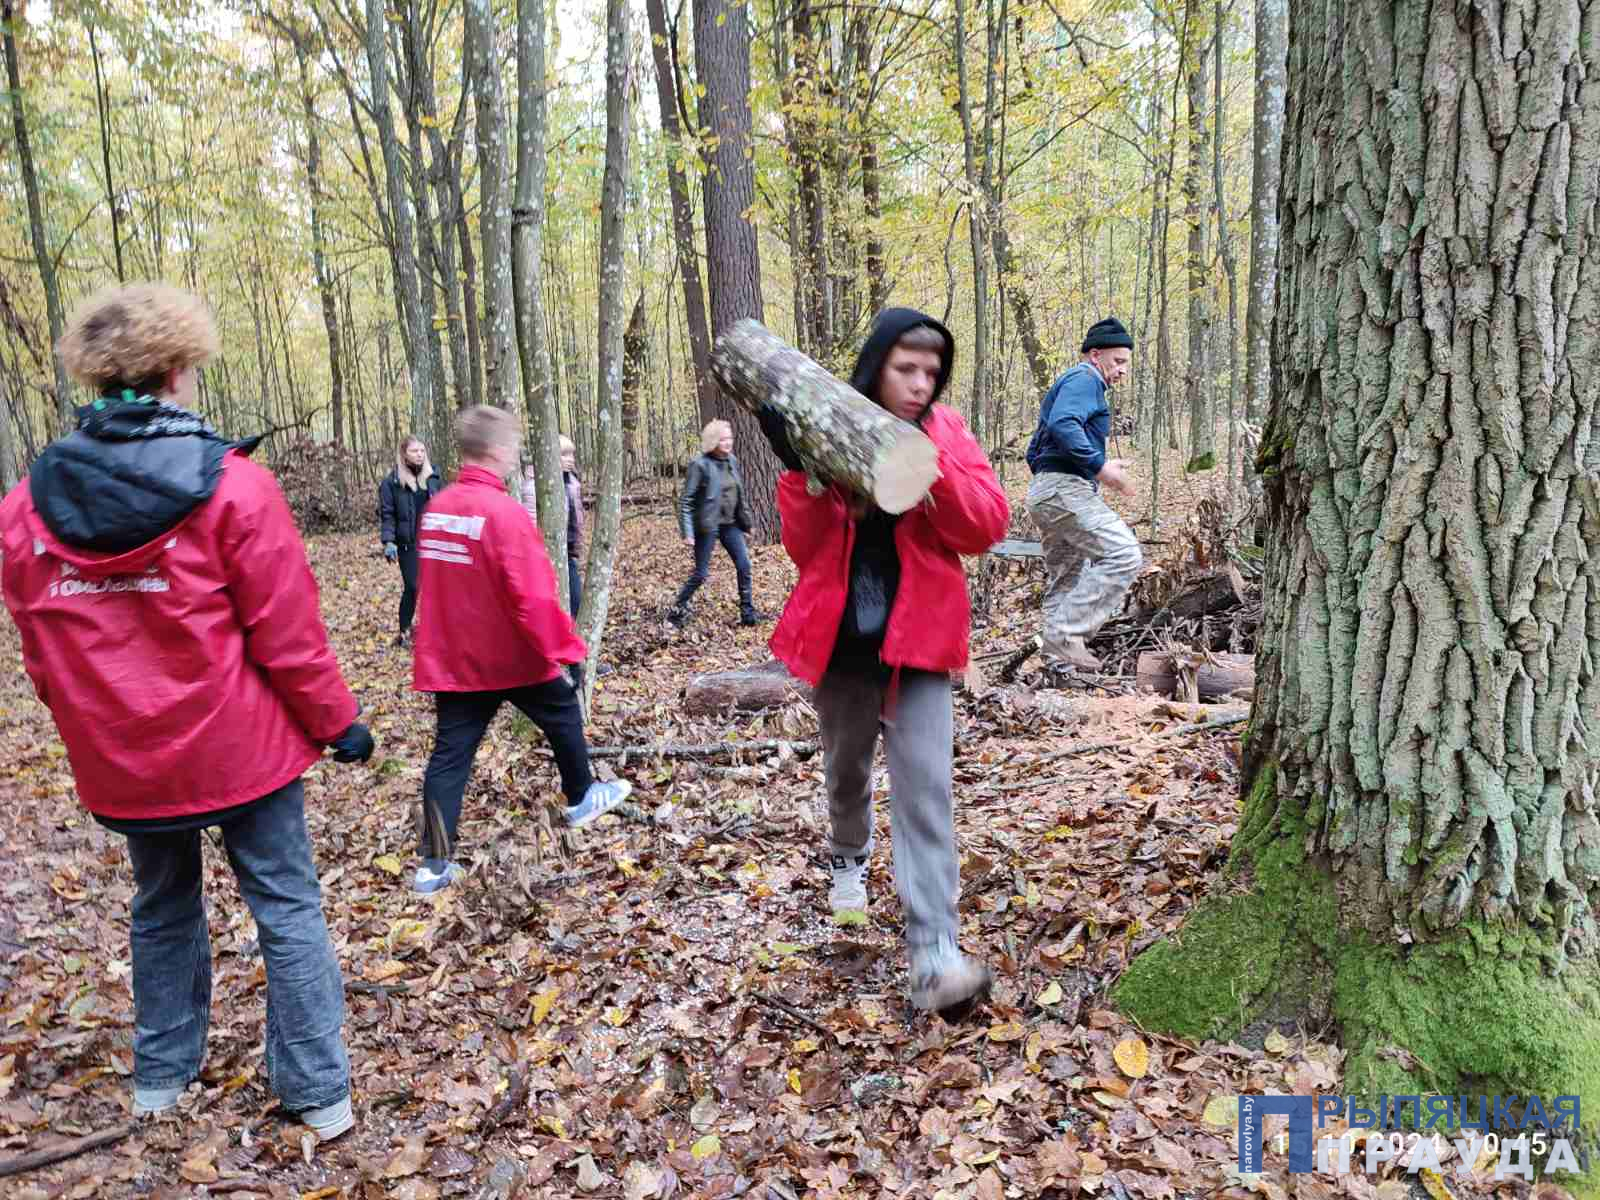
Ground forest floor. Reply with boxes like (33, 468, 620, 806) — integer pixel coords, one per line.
(0, 464, 1559, 1200)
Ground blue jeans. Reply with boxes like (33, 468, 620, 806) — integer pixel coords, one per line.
(674, 523, 752, 609)
(122, 779, 349, 1113)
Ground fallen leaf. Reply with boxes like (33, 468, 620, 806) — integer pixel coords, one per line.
(531, 987, 559, 1025)
(1037, 981, 1064, 1006)
(691, 1134, 721, 1160)
(1113, 1036, 1149, 1078)
(1262, 1029, 1291, 1055)
(374, 854, 403, 876)
(622, 1161, 661, 1200)
(575, 1152, 606, 1191)
(381, 1134, 428, 1179)
(1202, 1094, 1238, 1129)
(987, 1020, 1026, 1042)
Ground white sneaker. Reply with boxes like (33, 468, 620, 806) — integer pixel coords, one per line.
(565, 779, 633, 828)
(909, 937, 992, 1016)
(301, 1096, 355, 1143)
(132, 1084, 184, 1116)
(829, 853, 870, 926)
(412, 859, 465, 895)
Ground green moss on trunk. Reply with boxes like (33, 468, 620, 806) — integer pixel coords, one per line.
(1115, 757, 1600, 1192)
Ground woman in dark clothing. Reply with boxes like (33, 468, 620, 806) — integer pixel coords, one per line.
(378, 436, 443, 645)
(668, 419, 762, 628)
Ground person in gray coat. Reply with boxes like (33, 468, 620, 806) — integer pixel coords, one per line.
(669, 419, 763, 628)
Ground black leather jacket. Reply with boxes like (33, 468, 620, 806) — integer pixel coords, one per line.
(678, 453, 751, 538)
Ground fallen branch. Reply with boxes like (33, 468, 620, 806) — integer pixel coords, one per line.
(997, 636, 1040, 684)
(347, 980, 411, 998)
(0, 1121, 139, 1177)
(589, 739, 818, 761)
(751, 991, 832, 1042)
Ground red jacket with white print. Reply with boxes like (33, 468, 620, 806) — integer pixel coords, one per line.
(0, 451, 358, 820)
(412, 465, 586, 692)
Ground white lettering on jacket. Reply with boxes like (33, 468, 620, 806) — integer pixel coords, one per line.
(420, 512, 486, 540)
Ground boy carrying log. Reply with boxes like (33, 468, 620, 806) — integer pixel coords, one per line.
(755, 308, 1010, 1017)
(410, 406, 632, 895)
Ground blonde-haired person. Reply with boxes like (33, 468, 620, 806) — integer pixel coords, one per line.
(0, 283, 370, 1141)
(379, 436, 442, 646)
(520, 435, 584, 615)
(668, 419, 762, 628)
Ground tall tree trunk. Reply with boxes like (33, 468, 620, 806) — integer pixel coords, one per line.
(1118, 0, 1600, 1121)
(285, 26, 346, 450)
(1246, 0, 1286, 447)
(4, 3, 73, 430)
(952, 0, 990, 442)
(621, 293, 647, 478)
(87, 20, 125, 284)
(784, 0, 828, 359)
(1212, 3, 1240, 509)
(855, 15, 889, 317)
(513, 0, 567, 597)
(576, 0, 630, 685)
(467, 0, 517, 410)
(364, 0, 433, 434)
(644, 0, 718, 426)
(693, 0, 779, 542)
(1182, 5, 1213, 472)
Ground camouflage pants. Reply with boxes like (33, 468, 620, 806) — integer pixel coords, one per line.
(1025, 472, 1142, 660)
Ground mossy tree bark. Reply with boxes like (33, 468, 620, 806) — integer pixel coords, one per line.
(1118, 0, 1600, 1165)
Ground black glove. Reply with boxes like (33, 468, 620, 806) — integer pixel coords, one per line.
(755, 403, 805, 472)
(329, 722, 374, 764)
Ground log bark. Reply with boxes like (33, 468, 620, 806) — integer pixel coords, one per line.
(710, 320, 939, 513)
(1135, 651, 1253, 701)
(685, 660, 812, 714)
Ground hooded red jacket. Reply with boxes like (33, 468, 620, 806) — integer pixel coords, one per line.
(412, 465, 586, 692)
(0, 451, 358, 820)
(769, 403, 1009, 685)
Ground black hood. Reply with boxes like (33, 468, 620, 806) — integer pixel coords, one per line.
(29, 393, 238, 553)
(848, 307, 955, 424)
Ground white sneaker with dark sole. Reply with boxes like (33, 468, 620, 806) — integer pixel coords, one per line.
(565, 779, 633, 827)
(829, 853, 870, 926)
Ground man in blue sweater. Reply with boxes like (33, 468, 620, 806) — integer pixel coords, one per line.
(1024, 317, 1141, 674)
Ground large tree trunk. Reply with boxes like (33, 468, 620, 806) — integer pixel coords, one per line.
(711, 321, 938, 513)
(575, 0, 630, 690)
(4, 3, 73, 431)
(1117, 0, 1600, 1129)
(513, 0, 567, 600)
(467, 0, 517, 411)
(364, 0, 433, 435)
(1244, 0, 1286, 525)
(951, 0, 990, 444)
(643, 0, 718, 428)
(693, 0, 781, 543)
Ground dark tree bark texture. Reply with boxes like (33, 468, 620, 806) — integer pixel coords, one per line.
(1117, 0, 1600, 1141)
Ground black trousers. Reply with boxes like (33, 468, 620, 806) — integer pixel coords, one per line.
(397, 543, 420, 633)
(420, 678, 594, 856)
(674, 523, 752, 608)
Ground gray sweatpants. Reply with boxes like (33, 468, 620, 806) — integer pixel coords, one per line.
(1026, 471, 1142, 660)
(816, 667, 958, 949)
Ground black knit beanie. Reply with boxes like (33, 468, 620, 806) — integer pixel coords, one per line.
(1081, 316, 1133, 353)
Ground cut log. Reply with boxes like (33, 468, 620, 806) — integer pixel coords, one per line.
(1136, 651, 1255, 701)
(685, 659, 813, 714)
(709, 319, 940, 513)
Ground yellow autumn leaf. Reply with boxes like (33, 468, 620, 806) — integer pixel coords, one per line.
(1419, 1170, 1454, 1200)
(1113, 1036, 1150, 1078)
(987, 1021, 1026, 1042)
(605, 1006, 630, 1027)
(1036, 981, 1063, 1006)
(539, 1114, 567, 1138)
(530, 987, 559, 1026)
(690, 1134, 721, 1160)
(791, 1038, 818, 1054)
(373, 854, 403, 876)
(1202, 1093, 1238, 1128)
(1263, 1029, 1291, 1055)
(787, 1068, 802, 1093)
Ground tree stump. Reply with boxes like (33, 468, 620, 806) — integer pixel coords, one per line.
(709, 319, 940, 513)
(684, 660, 813, 715)
(1135, 651, 1254, 701)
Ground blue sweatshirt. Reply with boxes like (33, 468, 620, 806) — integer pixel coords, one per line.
(1025, 363, 1108, 480)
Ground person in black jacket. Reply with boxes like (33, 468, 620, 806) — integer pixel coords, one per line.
(668, 419, 762, 628)
(378, 436, 443, 645)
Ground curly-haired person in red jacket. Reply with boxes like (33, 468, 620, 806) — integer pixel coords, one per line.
(756, 308, 1010, 1017)
(0, 284, 372, 1140)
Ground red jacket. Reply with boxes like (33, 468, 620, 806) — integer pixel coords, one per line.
(0, 452, 359, 820)
(770, 404, 1009, 684)
(413, 465, 586, 692)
